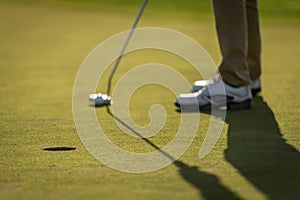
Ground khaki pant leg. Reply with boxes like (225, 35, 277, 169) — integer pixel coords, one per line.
(246, 0, 262, 80)
(213, 0, 251, 86)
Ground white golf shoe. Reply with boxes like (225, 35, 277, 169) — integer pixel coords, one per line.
(249, 79, 262, 95)
(192, 78, 261, 96)
(175, 77, 252, 110)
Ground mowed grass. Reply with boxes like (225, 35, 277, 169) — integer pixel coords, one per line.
(0, 0, 300, 200)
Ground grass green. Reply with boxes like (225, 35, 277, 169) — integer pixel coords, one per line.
(0, 0, 300, 199)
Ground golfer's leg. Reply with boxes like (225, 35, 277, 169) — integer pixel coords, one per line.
(246, 0, 262, 80)
(213, 0, 250, 86)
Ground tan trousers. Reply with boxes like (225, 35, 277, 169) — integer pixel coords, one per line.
(213, 0, 261, 86)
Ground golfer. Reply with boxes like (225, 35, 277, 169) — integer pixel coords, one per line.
(175, 0, 262, 110)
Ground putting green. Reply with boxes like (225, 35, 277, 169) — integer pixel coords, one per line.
(0, 0, 299, 200)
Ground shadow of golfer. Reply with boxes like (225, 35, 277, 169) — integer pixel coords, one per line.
(225, 97, 300, 199)
(174, 160, 241, 200)
(106, 107, 241, 200)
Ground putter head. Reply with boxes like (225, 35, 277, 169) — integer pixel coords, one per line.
(89, 93, 112, 107)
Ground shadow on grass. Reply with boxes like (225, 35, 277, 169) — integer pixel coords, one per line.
(104, 95, 300, 199)
(106, 107, 241, 200)
(225, 96, 300, 199)
(174, 160, 240, 199)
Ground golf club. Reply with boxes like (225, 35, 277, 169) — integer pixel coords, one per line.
(89, 0, 148, 107)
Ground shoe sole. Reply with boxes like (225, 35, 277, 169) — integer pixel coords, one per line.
(192, 88, 261, 96)
(175, 98, 251, 111)
(227, 99, 252, 110)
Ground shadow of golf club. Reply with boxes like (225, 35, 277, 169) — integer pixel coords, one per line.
(105, 106, 241, 199)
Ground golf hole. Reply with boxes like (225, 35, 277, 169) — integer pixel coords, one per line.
(43, 147, 76, 151)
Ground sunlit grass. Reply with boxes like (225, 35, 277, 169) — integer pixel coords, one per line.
(0, 0, 299, 200)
